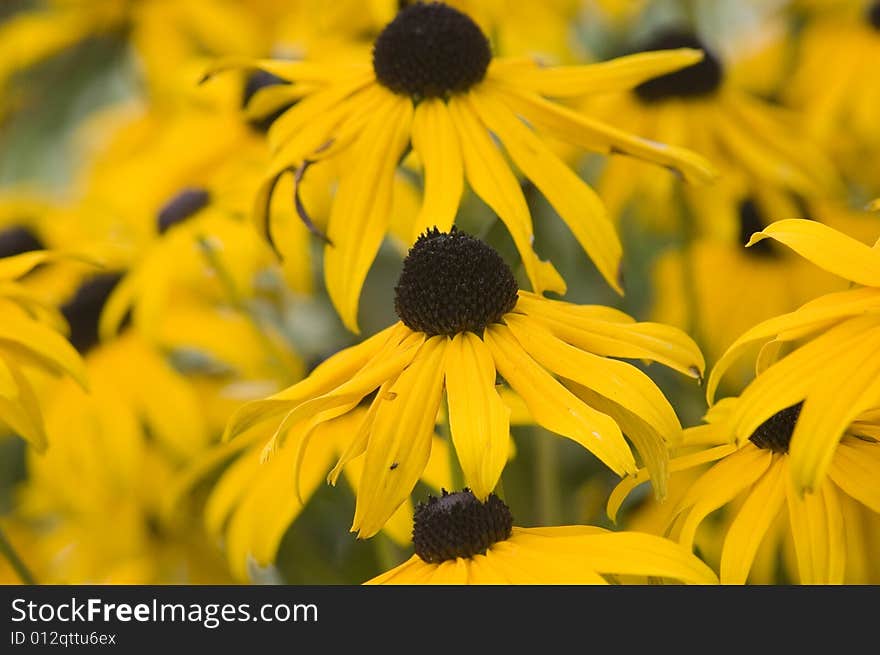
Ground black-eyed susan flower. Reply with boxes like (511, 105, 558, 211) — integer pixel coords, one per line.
(207, 1, 715, 332)
(224, 228, 704, 538)
(0, 251, 90, 450)
(588, 27, 835, 232)
(708, 219, 880, 493)
(171, 407, 462, 581)
(609, 397, 880, 584)
(651, 196, 880, 382)
(787, 1, 880, 158)
(366, 489, 717, 584)
(15, 332, 231, 583)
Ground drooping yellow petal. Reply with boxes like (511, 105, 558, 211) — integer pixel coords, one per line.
(828, 438, 880, 513)
(469, 87, 622, 293)
(748, 219, 880, 287)
(516, 295, 704, 379)
(672, 445, 772, 551)
(729, 316, 879, 446)
(201, 57, 370, 86)
(606, 443, 736, 523)
(493, 49, 705, 97)
(506, 314, 681, 441)
(353, 336, 447, 538)
(788, 326, 880, 493)
(223, 322, 406, 441)
(565, 532, 718, 584)
(484, 324, 636, 476)
(0, 315, 88, 390)
(707, 287, 880, 403)
(493, 83, 717, 184)
(720, 457, 787, 584)
(410, 98, 463, 240)
(447, 95, 566, 296)
(324, 93, 413, 333)
(445, 333, 510, 500)
(786, 478, 846, 584)
(0, 365, 46, 450)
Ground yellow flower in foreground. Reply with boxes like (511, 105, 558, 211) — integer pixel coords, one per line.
(366, 489, 717, 584)
(609, 399, 880, 584)
(707, 219, 880, 492)
(0, 251, 90, 450)
(225, 228, 704, 538)
(208, 1, 715, 331)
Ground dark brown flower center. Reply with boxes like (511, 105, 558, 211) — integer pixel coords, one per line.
(373, 2, 491, 100)
(413, 489, 513, 564)
(394, 227, 518, 337)
(748, 402, 803, 454)
(634, 29, 723, 102)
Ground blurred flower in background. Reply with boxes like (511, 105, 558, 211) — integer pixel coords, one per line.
(0, 0, 878, 586)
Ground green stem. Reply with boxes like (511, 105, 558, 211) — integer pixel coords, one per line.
(0, 524, 36, 585)
(535, 430, 561, 525)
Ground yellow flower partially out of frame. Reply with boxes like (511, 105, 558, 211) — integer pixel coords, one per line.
(205, 1, 716, 333)
(707, 219, 880, 493)
(223, 228, 703, 539)
(367, 489, 717, 584)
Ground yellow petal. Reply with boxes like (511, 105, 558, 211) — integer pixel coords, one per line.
(447, 95, 566, 296)
(484, 324, 636, 476)
(828, 438, 880, 513)
(445, 333, 510, 500)
(353, 336, 447, 538)
(324, 94, 413, 333)
(789, 326, 880, 493)
(494, 49, 705, 97)
(672, 445, 772, 551)
(0, 315, 88, 390)
(0, 365, 46, 450)
(720, 457, 786, 584)
(364, 554, 428, 585)
(516, 294, 704, 379)
(568, 532, 718, 584)
(470, 87, 622, 293)
(493, 83, 717, 185)
(410, 98, 463, 240)
(786, 478, 846, 584)
(707, 287, 880, 403)
(748, 219, 880, 287)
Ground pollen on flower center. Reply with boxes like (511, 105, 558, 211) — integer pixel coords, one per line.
(413, 489, 513, 564)
(868, 2, 880, 30)
(394, 227, 518, 337)
(634, 29, 724, 102)
(748, 402, 803, 453)
(372, 2, 492, 100)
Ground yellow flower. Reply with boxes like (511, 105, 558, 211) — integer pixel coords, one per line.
(708, 219, 880, 492)
(207, 1, 715, 332)
(16, 333, 231, 583)
(171, 407, 461, 581)
(0, 251, 90, 450)
(609, 398, 880, 584)
(366, 489, 717, 584)
(225, 228, 704, 539)
(588, 28, 835, 233)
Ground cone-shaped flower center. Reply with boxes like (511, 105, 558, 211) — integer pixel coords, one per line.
(394, 227, 518, 336)
(373, 2, 491, 100)
(634, 29, 723, 102)
(0, 226, 44, 258)
(413, 489, 513, 563)
(157, 187, 210, 234)
(748, 402, 803, 453)
(869, 2, 880, 30)
(738, 199, 778, 258)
